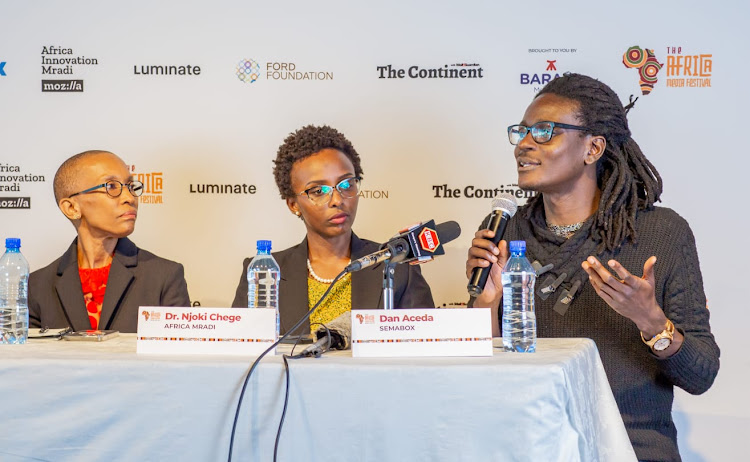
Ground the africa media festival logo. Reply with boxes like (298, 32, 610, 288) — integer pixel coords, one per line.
(131, 165, 164, 205)
(623, 45, 712, 94)
(622, 46, 662, 95)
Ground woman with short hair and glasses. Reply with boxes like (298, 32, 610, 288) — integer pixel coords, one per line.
(466, 73, 719, 461)
(29, 150, 190, 333)
(232, 125, 434, 335)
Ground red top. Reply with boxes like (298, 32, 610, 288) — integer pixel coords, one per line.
(79, 264, 112, 330)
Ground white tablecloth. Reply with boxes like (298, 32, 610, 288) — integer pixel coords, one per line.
(0, 336, 635, 461)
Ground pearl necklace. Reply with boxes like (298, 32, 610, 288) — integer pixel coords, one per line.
(307, 258, 344, 284)
(547, 221, 585, 239)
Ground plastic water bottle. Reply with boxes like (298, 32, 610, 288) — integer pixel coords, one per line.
(501, 240, 536, 352)
(247, 240, 280, 339)
(1, 238, 30, 345)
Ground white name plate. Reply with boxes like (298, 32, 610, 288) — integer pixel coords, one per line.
(136, 306, 276, 356)
(351, 308, 492, 357)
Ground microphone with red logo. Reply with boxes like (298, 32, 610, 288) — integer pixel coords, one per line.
(345, 220, 461, 273)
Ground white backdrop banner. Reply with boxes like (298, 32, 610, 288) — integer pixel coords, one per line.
(1, 1, 747, 460)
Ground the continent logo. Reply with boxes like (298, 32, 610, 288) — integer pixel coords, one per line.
(622, 46, 663, 95)
(236, 59, 260, 83)
(418, 228, 439, 253)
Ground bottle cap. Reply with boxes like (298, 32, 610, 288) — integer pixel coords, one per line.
(256, 240, 272, 252)
(5, 238, 21, 249)
(509, 240, 526, 254)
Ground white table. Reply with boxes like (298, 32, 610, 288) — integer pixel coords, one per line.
(0, 336, 635, 461)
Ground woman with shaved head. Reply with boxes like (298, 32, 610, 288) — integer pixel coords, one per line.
(29, 150, 190, 333)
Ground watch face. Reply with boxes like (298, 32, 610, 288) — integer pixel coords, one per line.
(654, 338, 672, 351)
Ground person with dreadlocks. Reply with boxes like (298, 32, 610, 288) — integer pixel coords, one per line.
(232, 125, 434, 336)
(466, 73, 718, 461)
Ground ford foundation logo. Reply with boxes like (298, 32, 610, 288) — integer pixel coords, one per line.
(236, 59, 260, 83)
(418, 227, 439, 252)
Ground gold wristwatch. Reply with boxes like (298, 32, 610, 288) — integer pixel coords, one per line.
(640, 319, 675, 351)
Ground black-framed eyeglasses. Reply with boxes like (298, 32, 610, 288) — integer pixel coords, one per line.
(507, 121, 589, 145)
(68, 180, 145, 198)
(297, 176, 362, 205)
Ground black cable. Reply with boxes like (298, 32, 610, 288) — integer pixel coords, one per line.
(227, 269, 348, 462)
(273, 353, 291, 462)
(272, 323, 331, 462)
(288, 322, 330, 359)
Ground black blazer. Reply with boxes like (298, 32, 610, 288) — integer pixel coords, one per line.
(231, 233, 435, 334)
(29, 237, 191, 333)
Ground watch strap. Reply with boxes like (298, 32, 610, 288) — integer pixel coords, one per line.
(640, 319, 675, 348)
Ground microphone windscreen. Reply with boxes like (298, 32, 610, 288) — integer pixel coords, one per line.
(492, 194, 518, 217)
(435, 221, 461, 245)
(315, 311, 352, 349)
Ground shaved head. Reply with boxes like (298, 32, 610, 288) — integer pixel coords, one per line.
(53, 150, 123, 203)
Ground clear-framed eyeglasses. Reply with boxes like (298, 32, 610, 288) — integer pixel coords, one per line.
(68, 180, 145, 198)
(507, 121, 589, 145)
(297, 176, 362, 205)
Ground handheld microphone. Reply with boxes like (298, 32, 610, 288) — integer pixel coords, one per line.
(300, 312, 352, 357)
(345, 220, 462, 272)
(467, 195, 518, 297)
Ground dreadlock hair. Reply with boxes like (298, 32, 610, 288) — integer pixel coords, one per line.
(532, 73, 663, 251)
(273, 125, 363, 199)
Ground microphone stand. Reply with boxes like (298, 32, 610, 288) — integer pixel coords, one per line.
(382, 259, 397, 310)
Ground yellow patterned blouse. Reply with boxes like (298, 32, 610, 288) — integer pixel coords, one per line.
(307, 273, 352, 334)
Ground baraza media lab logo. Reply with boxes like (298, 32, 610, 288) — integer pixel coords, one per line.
(520, 59, 564, 87)
(236, 59, 260, 83)
(521, 47, 577, 91)
(623, 46, 663, 95)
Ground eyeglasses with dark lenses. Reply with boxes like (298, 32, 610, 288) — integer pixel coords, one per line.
(507, 121, 589, 145)
(68, 180, 145, 198)
(299, 176, 362, 205)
